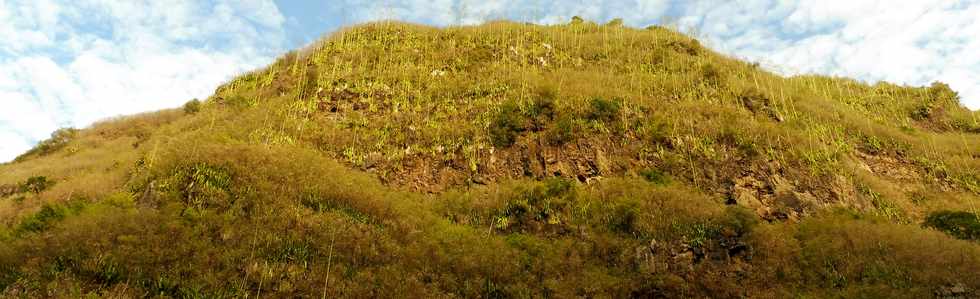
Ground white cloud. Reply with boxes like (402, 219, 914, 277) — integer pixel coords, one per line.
(339, 0, 669, 27)
(0, 0, 286, 162)
(679, 0, 980, 109)
(0, 129, 33, 163)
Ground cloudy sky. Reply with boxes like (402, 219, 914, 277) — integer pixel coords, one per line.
(2, 0, 978, 162)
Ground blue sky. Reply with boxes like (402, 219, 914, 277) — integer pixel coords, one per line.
(2, 0, 979, 162)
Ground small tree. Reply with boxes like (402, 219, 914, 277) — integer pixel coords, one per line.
(20, 176, 52, 194)
(183, 98, 202, 114)
(15, 128, 78, 161)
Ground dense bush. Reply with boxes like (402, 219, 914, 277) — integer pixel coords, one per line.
(14, 202, 84, 235)
(586, 97, 621, 123)
(19, 176, 52, 194)
(182, 98, 202, 114)
(528, 96, 556, 131)
(639, 168, 671, 185)
(489, 101, 528, 147)
(924, 210, 980, 241)
(495, 178, 576, 234)
(545, 115, 579, 145)
(14, 128, 78, 161)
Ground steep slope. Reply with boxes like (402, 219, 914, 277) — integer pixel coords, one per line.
(1, 19, 979, 298)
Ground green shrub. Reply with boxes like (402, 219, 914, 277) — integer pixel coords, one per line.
(928, 82, 959, 103)
(183, 99, 202, 114)
(609, 200, 641, 235)
(14, 203, 83, 235)
(165, 163, 234, 212)
(605, 18, 624, 27)
(263, 239, 317, 265)
(639, 168, 670, 185)
(545, 115, 578, 145)
(16, 205, 65, 233)
(586, 97, 621, 123)
(529, 96, 557, 131)
(14, 128, 78, 161)
(223, 94, 257, 108)
(643, 120, 672, 146)
(924, 210, 980, 241)
(300, 191, 374, 224)
(0, 265, 20, 292)
(717, 206, 758, 237)
(862, 135, 884, 154)
(699, 63, 724, 87)
(910, 104, 931, 121)
(489, 101, 528, 147)
(20, 176, 52, 194)
(497, 178, 577, 234)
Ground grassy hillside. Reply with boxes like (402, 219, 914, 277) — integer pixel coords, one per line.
(1, 19, 979, 298)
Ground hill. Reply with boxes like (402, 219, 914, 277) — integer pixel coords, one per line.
(1, 19, 979, 298)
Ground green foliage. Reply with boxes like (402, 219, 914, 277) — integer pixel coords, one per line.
(496, 178, 576, 234)
(15, 205, 66, 234)
(924, 210, 980, 241)
(586, 97, 621, 123)
(14, 202, 84, 235)
(717, 206, 759, 236)
(223, 94, 257, 108)
(14, 128, 78, 161)
(789, 213, 980, 297)
(673, 206, 758, 250)
(859, 185, 906, 223)
(164, 163, 234, 212)
(605, 18, 625, 27)
(488, 91, 568, 147)
(489, 100, 528, 147)
(19, 176, 52, 194)
(300, 191, 374, 224)
(528, 96, 557, 131)
(698, 63, 724, 87)
(0, 265, 20, 293)
(545, 114, 579, 145)
(862, 135, 884, 154)
(183, 98, 202, 114)
(638, 168, 671, 185)
(608, 200, 641, 235)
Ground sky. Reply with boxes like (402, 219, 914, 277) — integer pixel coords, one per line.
(2, 0, 979, 162)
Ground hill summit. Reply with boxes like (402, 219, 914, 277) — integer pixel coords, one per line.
(1, 19, 979, 297)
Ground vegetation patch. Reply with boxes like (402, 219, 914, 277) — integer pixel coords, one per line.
(924, 210, 980, 241)
(489, 100, 529, 147)
(14, 128, 78, 162)
(183, 98, 202, 114)
(585, 97, 622, 123)
(14, 202, 85, 236)
(494, 178, 577, 235)
(639, 168, 671, 186)
(160, 163, 235, 213)
(300, 191, 376, 224)
(20, 176, 53, 194)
